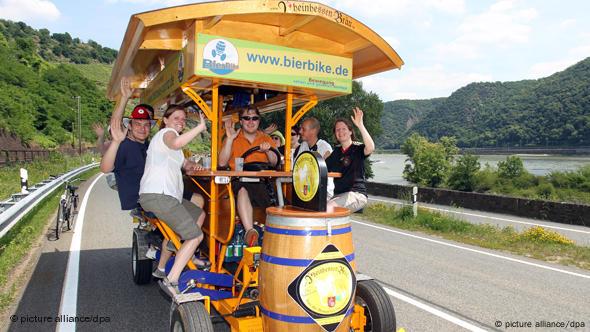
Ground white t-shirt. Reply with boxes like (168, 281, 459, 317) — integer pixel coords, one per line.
(294, 139, 334, 197)
(139, 128, 185, 203)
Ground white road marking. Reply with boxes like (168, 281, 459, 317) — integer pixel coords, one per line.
(352, 219, 590, 280)
(382, 286, 487, 332)
(57, 174, 103, 332)
(369, 197, 590, 235)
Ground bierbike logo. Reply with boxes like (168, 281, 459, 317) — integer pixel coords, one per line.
(202, 39, 239, 75)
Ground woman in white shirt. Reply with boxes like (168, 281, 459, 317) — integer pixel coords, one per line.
(139, 105, 208, 294)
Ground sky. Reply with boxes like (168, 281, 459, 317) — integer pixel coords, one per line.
(1, 0, 589, 102)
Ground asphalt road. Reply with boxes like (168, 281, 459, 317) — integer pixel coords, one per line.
(6, 173, 590, 331)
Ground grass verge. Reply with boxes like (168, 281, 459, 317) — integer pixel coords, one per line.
(0, 152, 98, 201)
(0, 167, 99, 311)
(363, 203, 590, 271)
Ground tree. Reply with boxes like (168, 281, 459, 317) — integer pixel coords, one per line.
(497, 155, 525, 179)
(402, 134, 457, 187)
(448, 154, 480, 191)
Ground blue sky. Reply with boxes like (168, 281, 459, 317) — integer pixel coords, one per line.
(1, 0, 589, 102)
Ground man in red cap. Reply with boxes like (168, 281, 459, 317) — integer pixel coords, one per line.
(100, 78, 155, 210)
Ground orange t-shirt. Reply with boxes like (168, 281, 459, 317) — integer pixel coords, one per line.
(226, 130, 277, 170)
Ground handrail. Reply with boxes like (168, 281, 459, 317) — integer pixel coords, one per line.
(0, 163, 98, 238)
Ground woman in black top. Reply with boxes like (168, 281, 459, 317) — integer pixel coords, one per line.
(326, 107, 375, 212)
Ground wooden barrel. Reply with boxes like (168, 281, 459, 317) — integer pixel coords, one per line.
(259, 206, 356, 332)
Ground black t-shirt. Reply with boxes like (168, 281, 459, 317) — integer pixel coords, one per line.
(325, 142, 369, 196)
(113, 138, 148, 210)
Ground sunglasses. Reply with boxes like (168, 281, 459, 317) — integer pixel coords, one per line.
(291, 132, 299, 135)
(241, 116, 260, 121)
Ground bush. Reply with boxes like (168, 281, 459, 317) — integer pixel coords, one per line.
(498, 155, 525, 178)
(473, 164, 498, 192)
(535, 182, 556, 199)
(518, 226, 573, 245)
(448, 154, 480, 191)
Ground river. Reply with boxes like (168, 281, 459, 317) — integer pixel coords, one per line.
(370, 153, 590, 185)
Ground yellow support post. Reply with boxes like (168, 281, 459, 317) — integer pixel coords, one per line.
(284, 93, 293, 170)
(209, 84, 219, 271)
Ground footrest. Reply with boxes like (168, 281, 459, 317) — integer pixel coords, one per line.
(182, 287, 233, 301)
(179, 270, 234, 288)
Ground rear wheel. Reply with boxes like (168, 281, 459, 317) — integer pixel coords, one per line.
(355, 280, 396, 332)
(132, 232, 153, 284)
(170, 302, 214, 332)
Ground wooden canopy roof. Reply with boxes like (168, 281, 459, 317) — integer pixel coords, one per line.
(106, 0, 404, 101)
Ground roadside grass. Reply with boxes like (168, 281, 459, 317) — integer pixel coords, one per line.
(0, 168, 99, 311)
(363, 203, 590, 271)
(0, 152, 97, 201)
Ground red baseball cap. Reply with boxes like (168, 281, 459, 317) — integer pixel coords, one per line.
(130, 104, 153, 120)
(123, 104, 155, 127)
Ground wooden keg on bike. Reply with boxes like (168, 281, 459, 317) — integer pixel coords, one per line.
(259, 152, 357, 332)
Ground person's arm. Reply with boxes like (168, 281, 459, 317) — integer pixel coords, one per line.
(182, 159, 204, 172)
(163, 112, 208, 150)
(112, 77, 133, 121)
(218, 119, 239, 167)
(92, 123, 106, 155)
(99, 117, 127, 173)
(351, 107, 375, 156)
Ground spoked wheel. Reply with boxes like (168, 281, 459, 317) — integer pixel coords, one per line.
(132, 232, 153, 284)
(55, 203, 64, 240)
(170, 302, 214, 332)
(355, 280, 396, 332)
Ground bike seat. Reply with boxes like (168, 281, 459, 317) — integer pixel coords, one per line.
(68, 186, 78, 191)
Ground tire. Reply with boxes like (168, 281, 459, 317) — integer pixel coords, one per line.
(170, 302, 214, 332)
(132, 232, 153, 285)
(355, 280, 396, 332)
(55, 203, 64, 240)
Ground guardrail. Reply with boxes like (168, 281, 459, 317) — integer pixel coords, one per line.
(0, 163, 98, 238)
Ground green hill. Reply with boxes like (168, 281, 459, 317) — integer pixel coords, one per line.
(0, 20, 115, 148)
(377, 98, 444, 149)
(377, 57, 590, 148)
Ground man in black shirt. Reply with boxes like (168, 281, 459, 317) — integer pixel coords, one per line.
(326, 107, 375, 212)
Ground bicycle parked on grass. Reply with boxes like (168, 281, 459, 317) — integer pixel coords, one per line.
(55, 179, 80, 239)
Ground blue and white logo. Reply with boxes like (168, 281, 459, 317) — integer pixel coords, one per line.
(202, 39, 239, 75)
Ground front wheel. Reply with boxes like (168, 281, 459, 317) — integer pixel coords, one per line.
(55, 202, 64, 240)
(170, 302, 214, 332)
(132, 232, 153, 284)
(355, 280, 396, 332)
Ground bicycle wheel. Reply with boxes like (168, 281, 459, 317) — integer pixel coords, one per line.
(55, 202, 64, 240)
(73, 194, 79, 210)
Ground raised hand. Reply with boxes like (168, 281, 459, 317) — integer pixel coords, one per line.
(92, 123, 105, 138)
(224, 118, 240, 140)
(196, 111, 207, 132)
(351, 107, 364, 128)
(263, 123, 278, 135)
(110, 116, 128, 143)
(120, 77, 133, 100)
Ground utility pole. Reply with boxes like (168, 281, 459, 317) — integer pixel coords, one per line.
(73, 96, 81, 155)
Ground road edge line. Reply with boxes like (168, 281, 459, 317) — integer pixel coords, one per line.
(56, 173, 103, 332)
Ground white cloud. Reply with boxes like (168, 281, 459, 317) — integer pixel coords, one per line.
(322, 0, 465, 18)
(434, 0, 537, 59)
(528, 43, 590, 78)
(360, 64, 492, 101)
(0, 0, 60, 22)
(383, 35, 401, 49)
(105, 0, 196, 5)
(559, 18, 577, 30)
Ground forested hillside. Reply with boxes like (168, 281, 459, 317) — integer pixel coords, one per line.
(377, 98, 444, 149)
(0, 20, 114, 148)
(377, 57, 590, 148)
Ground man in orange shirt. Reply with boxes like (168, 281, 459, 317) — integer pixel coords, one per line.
(219, 107, 278, 246)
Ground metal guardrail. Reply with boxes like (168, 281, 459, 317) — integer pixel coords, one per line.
(0, 163, 98, 238)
